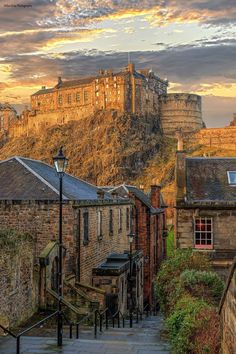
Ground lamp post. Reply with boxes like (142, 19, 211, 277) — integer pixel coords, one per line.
(53, 147, 68, 347)
(128, 232, 135, 328)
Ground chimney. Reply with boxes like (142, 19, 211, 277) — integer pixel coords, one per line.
(176, 130, 184, 151)
(97, 190, 105, 199)
(58, 76, 62, 85)
(127, 63, 135, 73)
(176, 150, 186, 203)
(139, 184, 144, 191)
(150, 185, 161, 208)
(41, 86, 46, 90)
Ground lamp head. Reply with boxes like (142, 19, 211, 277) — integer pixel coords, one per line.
(53, 146, 68, 174)
(128, 232, 135, 244)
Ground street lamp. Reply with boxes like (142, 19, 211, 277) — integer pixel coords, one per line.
(53, 147, 68, 347)
(127, 232, 135, 327)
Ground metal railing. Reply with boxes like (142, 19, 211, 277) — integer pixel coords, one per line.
(0, 311, 58, 354)
(112, 309, 125, 329)
(62, 311, 93, 339)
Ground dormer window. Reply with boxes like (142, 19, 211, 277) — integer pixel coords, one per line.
(227, 171, 236, 185)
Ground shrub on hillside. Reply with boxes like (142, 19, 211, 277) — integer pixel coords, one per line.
(166, 296, 212, 354)
(179, 270, 224, 305)
(156, 249, 211, 312)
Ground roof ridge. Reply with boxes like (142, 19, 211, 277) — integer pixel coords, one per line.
(15, 157, 68, 200)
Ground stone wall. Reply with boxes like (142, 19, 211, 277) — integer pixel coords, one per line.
(0, 230, 37, 327)
(0, 200, 132, 285)
(219, 257, 236, 353)
(190, 126, 236, 150)
(176, 207, 236, 279)
(160, 93, 203, 136)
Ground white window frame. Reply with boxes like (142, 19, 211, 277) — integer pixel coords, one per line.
(227, 171, 236, 185)
(194, 217, 213, 250)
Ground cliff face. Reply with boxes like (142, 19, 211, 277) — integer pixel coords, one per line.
(0, 111, 164, 186)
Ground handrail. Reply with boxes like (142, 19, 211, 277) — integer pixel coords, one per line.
(94, 307, 112, 338)
(0, 324, 17, 338)
(0, 310, 59, 354)
(134, 306, 143, 323)
(112, 309, 125, 328)
(62, 310, 92, 339)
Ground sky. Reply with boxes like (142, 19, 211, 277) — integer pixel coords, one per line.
(0, 0, 236, 127)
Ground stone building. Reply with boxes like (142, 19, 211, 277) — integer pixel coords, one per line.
(7, 63, 205, 138)
(101, 183, 167, 307)
(0, 103, 18, 134)
(219, 256, 236, 353)
(29, 63, 168, 128)
(0, 156, 144, 325)
(175, 152, 236, 279)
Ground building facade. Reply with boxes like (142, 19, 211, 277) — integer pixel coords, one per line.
(101, 183, 167, 307)
(0, 156, 144, 325)
(0, 103, 18, 134)
(175, 153, 236, 279)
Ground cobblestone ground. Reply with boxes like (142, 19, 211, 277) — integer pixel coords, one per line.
(0, 313, 170, 354)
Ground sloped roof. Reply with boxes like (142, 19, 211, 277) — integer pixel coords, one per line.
(0, 156, 112, 201)
(186, 157, 236, 203)
(103, 184, 164, 214)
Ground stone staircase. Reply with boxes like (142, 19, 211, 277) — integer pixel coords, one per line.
(0, 312, 170, 353)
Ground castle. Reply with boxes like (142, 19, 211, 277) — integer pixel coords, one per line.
(0, 63, 204, 138)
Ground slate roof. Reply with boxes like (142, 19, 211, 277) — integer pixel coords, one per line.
(0, 156, 113, 201)
(186, 157, 236, 203)
(102, 184, 164, 214)
(31, 88, 55, 96)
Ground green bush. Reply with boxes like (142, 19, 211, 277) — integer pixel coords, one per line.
(179, 270, 224, 305)
(166, 295, 211, 354)
(167, 229, 175, 257)
(156, 249, 211, 313)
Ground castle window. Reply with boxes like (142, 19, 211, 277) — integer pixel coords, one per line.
(0, 117, 4, 130)
(96, 100, 98, 105)
(194, 217, 213, 249)
(106, 78, 109, 82)
(114, 76, 117, 81)
(106, 84, 109, 89)
(67, 94, 72, 104)
(96, 79, 99, 83)
(84, 91, 89, 102)
(58, 94, 62, 105)
(76, 92, 81, 103)
(126, 208, 130, 230)
(96, 92, 99, 97)
(114, 83, 117, 88)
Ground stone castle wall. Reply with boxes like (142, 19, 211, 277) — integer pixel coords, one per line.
(219, 257, 236, 353)
(160, 93, 203, 136)
(190, 126, 236, 150)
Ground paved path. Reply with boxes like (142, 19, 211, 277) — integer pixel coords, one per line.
(0, 314, 170, 354)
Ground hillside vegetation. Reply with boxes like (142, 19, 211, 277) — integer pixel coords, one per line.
(1, 111, 236, 207)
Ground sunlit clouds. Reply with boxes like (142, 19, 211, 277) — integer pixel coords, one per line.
(0, 0, 236, 126)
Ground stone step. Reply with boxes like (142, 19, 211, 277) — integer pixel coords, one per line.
(0, 336, 170, 354)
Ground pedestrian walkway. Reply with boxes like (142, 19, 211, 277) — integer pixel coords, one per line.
(0, 313, 170, 354)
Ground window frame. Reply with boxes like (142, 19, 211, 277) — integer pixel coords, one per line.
(118, 208, 122, 232)
(109, 209, 113, 236)
(194, 217, 213, 250)
(126, 207, 130, 231)
(83, 211, 89, 245)
(97, 210, 103, 239)
(227, 171, 236, 185)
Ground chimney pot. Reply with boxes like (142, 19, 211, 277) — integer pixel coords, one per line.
(97, 190, 105, 199)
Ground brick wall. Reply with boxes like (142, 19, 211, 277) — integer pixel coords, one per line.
(0, 231, 37, 327)
(219, 257, 236, 353)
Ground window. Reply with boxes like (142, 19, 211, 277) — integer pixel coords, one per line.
(83, 212, 89, 244)
(126, 208, 130, 230)
(58, 94, 62, 105)
(227, 171, 236, 185)
(194, 217, 213, 249)
(76, 92, 81, 103)
(67, 94, 71, 104)
(118, 209, 122, 231)
(97, 211, 102, 238)
(96, 92, 99, 97)
(84, 91, 89, 102)
(0, 117, 4, 130)
(109, 209, 113, 235)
